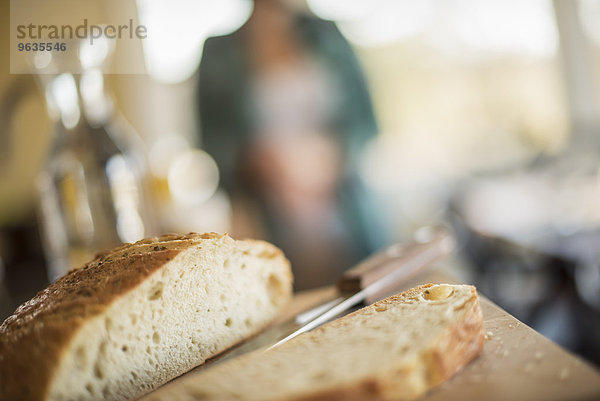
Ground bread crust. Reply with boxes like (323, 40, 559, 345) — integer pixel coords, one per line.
(0, 232, 288, 401)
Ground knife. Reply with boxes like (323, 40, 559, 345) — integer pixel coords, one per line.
(197, 226, 454, 370)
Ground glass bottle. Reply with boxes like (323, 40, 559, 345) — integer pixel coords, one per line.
(34, 38, 156, 280)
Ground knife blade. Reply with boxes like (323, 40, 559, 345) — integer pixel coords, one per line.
(197, 226, 454, 369)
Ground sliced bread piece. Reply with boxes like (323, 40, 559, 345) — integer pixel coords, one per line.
(142, 283, 484, 401)
(0, 233, 292, 401)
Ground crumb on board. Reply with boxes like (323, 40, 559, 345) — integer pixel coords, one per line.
(558, 367, 570, 381)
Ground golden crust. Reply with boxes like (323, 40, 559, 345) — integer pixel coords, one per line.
(425, 287, 484, 387)
(0, 232, 248, 401)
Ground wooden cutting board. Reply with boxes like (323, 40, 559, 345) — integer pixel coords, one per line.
(424, 296, 600, 401)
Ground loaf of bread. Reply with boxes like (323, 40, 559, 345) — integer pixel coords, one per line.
(142, 283, 484, 401)
(0, 233, 292, 401)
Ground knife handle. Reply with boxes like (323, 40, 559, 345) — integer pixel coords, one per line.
(336, 227, 454, 304)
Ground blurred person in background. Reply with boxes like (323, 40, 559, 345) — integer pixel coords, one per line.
(198, 0, 386, 290)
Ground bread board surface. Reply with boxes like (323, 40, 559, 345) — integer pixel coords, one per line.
(424, 297, 600, 401)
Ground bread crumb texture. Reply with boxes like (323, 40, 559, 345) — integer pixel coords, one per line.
(0, 233, 292, 401)
(142, 283, 484, 401)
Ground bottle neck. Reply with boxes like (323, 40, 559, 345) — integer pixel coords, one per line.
(45, 73, 82, 131)
(79, 69, 113, 126)
(45, 70, 113, 133)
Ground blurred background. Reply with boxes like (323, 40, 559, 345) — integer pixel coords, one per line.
(1, 0, 600, 366)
